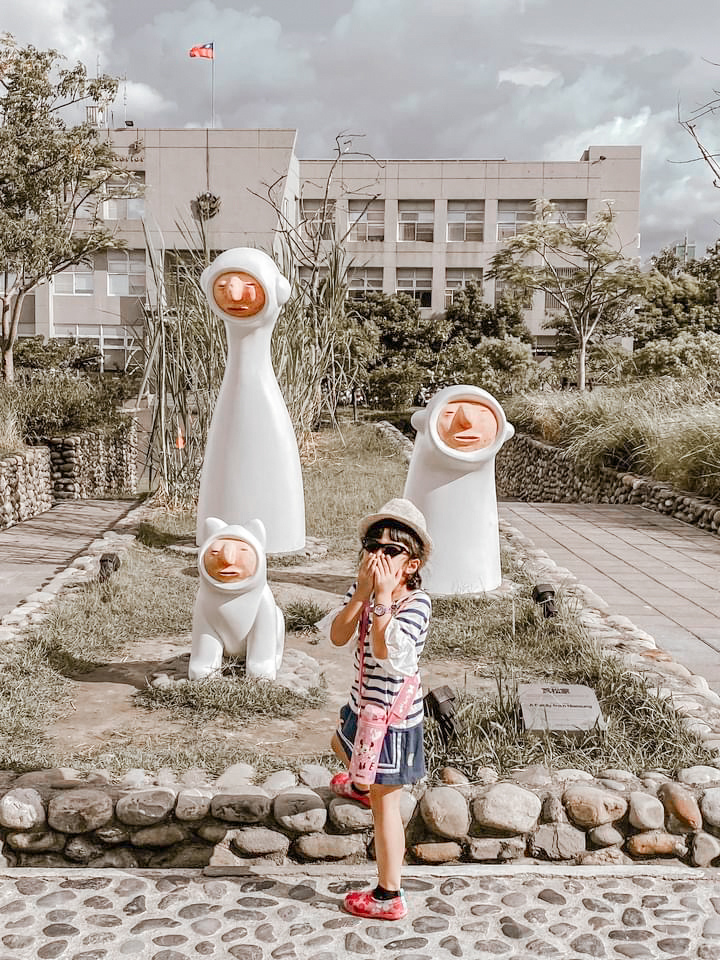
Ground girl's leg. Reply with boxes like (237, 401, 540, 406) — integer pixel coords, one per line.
(330, 732, 349, 768)
(369, 784, 405, 891)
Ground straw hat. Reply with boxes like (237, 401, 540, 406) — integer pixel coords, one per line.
(358, 498, 433, 558)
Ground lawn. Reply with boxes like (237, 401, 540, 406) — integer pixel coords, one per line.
(0, 421, 712, 778)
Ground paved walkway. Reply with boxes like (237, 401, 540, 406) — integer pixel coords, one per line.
(1, 864, 719, 960)
(500, 502, 720, 692)
(0, 500, 136, 616)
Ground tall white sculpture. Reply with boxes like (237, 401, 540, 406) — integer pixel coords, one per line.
(196, 248, 305, 553)
(403, 385, 515, 595)
(190, 517, 285, 681)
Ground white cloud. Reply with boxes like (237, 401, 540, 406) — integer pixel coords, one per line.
(498, 65, 559, 88)
(0, 0, 113, 64)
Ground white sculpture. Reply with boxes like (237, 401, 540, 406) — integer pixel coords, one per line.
(196, 247, 305, 553)
(190, 517, 285, 681)
(403, 385, 515, 594)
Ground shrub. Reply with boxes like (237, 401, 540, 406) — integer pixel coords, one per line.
(10, 370, 123, 439)
(367, 360, 425, 409)
(14, 336, 101, 371)
(627, 331, 720, 381)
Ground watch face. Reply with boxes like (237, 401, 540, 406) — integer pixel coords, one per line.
(373, 604, 388, 616)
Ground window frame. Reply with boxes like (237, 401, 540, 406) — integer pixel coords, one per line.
(107, 249, 147, 297)
(447, 200, 485, 242)
(396, 267, 433, 307)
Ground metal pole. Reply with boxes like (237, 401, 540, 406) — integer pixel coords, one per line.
(211, 52, 215, 129)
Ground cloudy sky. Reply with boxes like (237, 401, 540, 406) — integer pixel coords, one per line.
(5, 0, 720, 258)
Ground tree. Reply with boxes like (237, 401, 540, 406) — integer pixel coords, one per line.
(489, 200, 649, 389)
(0, 35, 137, 381)
(444, 281, 531, 344)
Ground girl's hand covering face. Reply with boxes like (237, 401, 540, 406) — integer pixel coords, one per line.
(372, 552, 404, 595)
(356, 551, 375, 599)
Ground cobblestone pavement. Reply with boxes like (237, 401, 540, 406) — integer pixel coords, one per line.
(2, 866, 720, 959)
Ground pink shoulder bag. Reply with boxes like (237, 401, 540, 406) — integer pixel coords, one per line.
(348, 600, 420, 787)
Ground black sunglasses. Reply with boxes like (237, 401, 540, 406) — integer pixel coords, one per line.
(361, 538, 408, 558)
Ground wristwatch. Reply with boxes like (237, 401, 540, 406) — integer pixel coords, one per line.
(372, 603, 391, 617)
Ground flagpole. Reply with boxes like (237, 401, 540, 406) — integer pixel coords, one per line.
(211, 47, 215, 129)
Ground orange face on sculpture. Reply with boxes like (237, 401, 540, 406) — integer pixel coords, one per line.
(204, 538, 258, 582)
(212, 271, 266, 318)
(437, 399, 498, 451)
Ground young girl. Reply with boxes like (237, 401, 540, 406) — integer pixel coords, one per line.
(318, 498, 432, 921)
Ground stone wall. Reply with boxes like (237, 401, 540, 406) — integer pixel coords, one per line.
(3, 763, 720, 870)
(496, 434, 720, 535)
(0, 447, 52, 530)
(45, 421, 137, 500)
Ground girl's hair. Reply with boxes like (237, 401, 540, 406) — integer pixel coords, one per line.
(362, 519, 426, 590)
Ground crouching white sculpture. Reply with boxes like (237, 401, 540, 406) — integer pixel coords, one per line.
(190, 517, 285, 681)
(196, 247, 305, 553)
(403, 385, 514, 595)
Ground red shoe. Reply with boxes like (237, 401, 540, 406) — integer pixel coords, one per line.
(344, 888, 408, 921)
(330, 772, 371, 808)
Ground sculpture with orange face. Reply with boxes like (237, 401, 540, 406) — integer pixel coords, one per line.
(403, 385, 515, 594)
(211, 271, 266, 319)
(190, 517, 285, 681)
(203, 537, 258, 583)
(437, 399, 498, 451)
(196, 248, 305, 554)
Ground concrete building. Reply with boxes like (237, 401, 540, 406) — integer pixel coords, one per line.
(18, 127, 641, 367)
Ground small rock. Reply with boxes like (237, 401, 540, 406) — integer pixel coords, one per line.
(328, 797, 373, 832)
(588, 824, 625, 848)
(578, 847, 632, 865)
(657, 783, 702, 830)
(115, 788, 177, 826)
(175, 788, 213, 821)
(293, 834, 366, 861)
(701, 787, 720, 827)
(215, 763, 256, 789)
(692, 831, 720, 867)
(625, 830, 688, 858)
(211, 789, 271, 823)
(529, 823, 586, 860)
(562, 784, 627, 828)
(273, 789, 327, 834)
(440, 767, 469, 785)
(420, 787, 470, 839)
(47, 790, 114, 833)
(628, 792, 664, 831)
(411, 841, 462, 863)
(260, 771, 297, 796)
(230, 827, 290, 858)
(130, 824, 188, 846)
(473, 783, 541, 834)
(0, 788, 45, 830)
(297, 765, 332, 788)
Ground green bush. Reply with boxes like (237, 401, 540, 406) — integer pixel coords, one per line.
(9, 370, 124, 439)
(627, 331, 720, 381)
(14, 336, 102, 371)
(367, 360, 425, 409)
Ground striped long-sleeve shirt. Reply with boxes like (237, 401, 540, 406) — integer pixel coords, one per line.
(327, 582, 431, 730)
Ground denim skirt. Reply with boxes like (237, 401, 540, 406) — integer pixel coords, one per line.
(336, 703, 426, 786)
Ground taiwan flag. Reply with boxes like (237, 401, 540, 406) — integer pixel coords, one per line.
(189, 42, 214, 59)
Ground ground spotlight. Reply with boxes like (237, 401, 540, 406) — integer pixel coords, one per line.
(532, 583, 557, 618)
(424, 685, 458, 744)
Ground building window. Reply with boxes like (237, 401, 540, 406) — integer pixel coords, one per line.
(348, 199, 384, 242)
(497, 200, 535, 240)
(447, 200, 484, 242)
(0, 271, 17, 294)
(398, 201, 434, 242)
(397, 267, 432, 307)
(53, 261, 94, 296)
(444, 268, 483, 307)
(107, 250, 146, 296)
(300, 199, 335, 240)
(348, 267, 383, 299)
(544, 267, 578, 311)
(103, 173, 145, 220)
(549, 200, 587, 224)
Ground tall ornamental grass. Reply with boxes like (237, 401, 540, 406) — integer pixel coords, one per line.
(505, 377, 720, 499)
